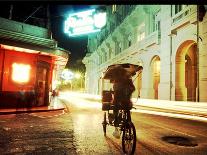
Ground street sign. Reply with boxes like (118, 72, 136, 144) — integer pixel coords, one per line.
(64, 9, 106, 37)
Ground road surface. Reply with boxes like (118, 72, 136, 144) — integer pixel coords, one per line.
(60, 92, 207, 155)
(1, 91, 207, 155)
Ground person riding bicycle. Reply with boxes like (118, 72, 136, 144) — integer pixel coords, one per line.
(112, 76, 135, 138)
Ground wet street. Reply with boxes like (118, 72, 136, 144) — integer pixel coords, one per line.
(60, 92, 207, 155)
(0, 110, 76, 154)
(1, 91, 207, 154)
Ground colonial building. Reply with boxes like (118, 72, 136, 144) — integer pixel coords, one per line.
(83, 5, 207, 102)
(0, 17, 69, 108)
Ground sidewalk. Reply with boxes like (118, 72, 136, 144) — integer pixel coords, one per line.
(0, 97, 65, 115)
(132, 98, 207, 118)
(65, 92, 207, 120)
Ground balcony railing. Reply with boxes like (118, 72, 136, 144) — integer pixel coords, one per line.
(146, 31, 160, 46)
(172, 6, 192, 25)
(98, 30, 160, 68)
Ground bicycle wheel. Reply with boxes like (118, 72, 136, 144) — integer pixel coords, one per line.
(122, 122, 136, 155)
(102, 112, 107, 136)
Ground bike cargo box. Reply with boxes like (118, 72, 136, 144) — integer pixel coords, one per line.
(102, 90, 112, 111)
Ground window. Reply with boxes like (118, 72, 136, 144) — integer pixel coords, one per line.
(119, 42, 122, 53)
(175, 5, 188, 14)
(115, 41, 119, 55)
(108, 49, 111, 59)
(137, 32, 145, 42)
(112, 5, 117, 13)
(153, 14, 156, 32)
(153, 10, 161, 32)
(157, 21, 160, 31)
(102, 50, 107, 62)
(99, 55, 102, 64)
(175, 5, 182, 14)
(12, 63, 31, 83)
(104, 52, 107, 62)
(137, 23, 145, 42)
(128, 34, 132, 47)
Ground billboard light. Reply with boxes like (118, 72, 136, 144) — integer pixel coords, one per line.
(64, 9, 106, 37)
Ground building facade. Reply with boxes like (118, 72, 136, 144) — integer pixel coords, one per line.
(83, 5, 207, 102)
(0, 17, 69, 108)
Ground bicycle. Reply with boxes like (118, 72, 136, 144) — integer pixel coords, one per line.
(102, 90, 136, 155)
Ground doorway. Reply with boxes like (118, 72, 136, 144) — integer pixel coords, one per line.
(151, 56, 160, 99)
(175, 41, 197, 101)
(36, 61, 50, 106)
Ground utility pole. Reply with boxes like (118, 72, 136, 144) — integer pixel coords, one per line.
(9, 5, 13, 20)
(47, 5, 52, 39)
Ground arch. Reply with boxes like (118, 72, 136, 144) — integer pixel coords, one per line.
(150, 55, 161, 99)
(176, 40, 196, 58)
(175, 40, 197, 101)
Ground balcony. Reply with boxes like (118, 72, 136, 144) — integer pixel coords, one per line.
(137, 30, 160, 51)
(98, 30, 160, 70)
(141, 31, 160, 48)
(171, 6, 197, 31)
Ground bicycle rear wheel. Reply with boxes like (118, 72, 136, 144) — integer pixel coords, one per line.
(102, 112, 107, 136)
(122, 122, 136, 155)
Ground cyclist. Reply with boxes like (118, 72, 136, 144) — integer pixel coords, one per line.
(112, 76, 135, 138)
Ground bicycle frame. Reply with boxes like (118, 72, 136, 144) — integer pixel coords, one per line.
(105, 108, 132, 128)
(120, 109, 131, 129)
(102, 107, 136, 154)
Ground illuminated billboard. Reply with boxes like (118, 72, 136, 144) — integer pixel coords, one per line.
(64, 9, 106, 37)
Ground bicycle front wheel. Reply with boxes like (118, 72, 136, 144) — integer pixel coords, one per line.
(122, 122, 136, 155)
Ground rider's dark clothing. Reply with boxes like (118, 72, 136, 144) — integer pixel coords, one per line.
(112, 78, 135, 127)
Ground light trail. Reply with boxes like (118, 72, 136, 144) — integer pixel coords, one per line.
(59, 91, 207, 123)
(59, 91, 101, 109)
(131, 108, 207, 123)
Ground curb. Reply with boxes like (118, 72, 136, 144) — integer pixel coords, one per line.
(0, 98, 66, 115)
(0, 107, 65, 115)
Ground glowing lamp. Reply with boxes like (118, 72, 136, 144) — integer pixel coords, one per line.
(61, 69, 74, 80)
(12, 63, 31, 83)
(75, 73, 81, 79)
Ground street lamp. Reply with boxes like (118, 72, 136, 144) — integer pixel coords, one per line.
(61, 69, 74, 91)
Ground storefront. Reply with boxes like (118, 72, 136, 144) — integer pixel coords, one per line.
(0, 17, 69, 108)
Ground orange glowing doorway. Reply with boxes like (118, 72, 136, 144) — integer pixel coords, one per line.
(151, 56, 160, 99)
(175, 41, 197, 101)
(36, 61, 50, 106)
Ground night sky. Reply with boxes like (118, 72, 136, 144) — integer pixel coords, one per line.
(49, 5, 94, 71)
(0, 4, 99, 71)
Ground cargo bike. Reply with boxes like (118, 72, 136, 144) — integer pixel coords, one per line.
(101, 63, 142, 155)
